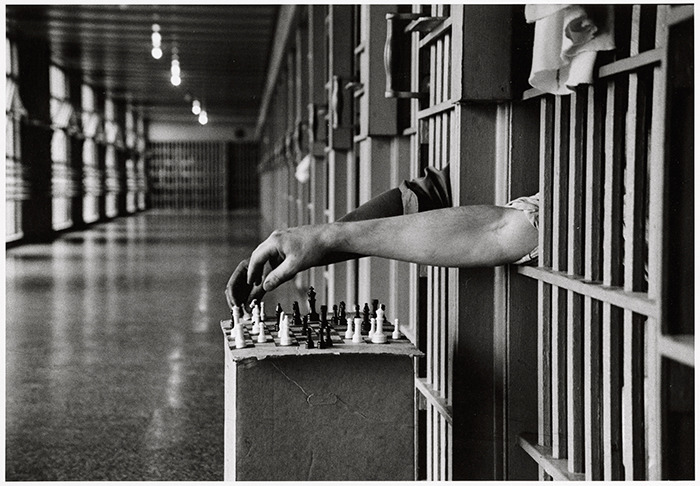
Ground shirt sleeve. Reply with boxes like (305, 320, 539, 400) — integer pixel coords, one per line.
(398, 164, 452, 215)
(504, 192, 540, 265)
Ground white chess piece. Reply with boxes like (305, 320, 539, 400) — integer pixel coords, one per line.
(369, 317, 376, 336)
(257, 322, 267, 343)
(234, 323, 246, 349)
(392, 318, 401, 340)
(352, 317, 363, 343)
(344, 317, 353, 339)
(251, 305, 261, 334)
(232, 305, 242, 329)
(371, 306, 387, 344)
(259, 302, 266, 321)
(280, 316, 292, 346)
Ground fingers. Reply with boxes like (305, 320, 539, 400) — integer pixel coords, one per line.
(225, 259, 253, 308)
(247, 235, 282, 286)
(262, 258, 296, 292)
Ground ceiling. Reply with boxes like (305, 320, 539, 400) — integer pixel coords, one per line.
(5, 4, 280, 128)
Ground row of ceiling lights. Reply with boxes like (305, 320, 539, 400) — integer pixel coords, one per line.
(151, 23, 208, 125)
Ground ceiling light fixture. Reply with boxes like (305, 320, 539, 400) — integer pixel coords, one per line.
(151, 24, 162, 59)
(170, 48, 181, 86)
(192, 99, 201, 115)
(198, 109, 208, 125)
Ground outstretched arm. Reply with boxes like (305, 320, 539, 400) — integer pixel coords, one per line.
(247, 204, 538, 292)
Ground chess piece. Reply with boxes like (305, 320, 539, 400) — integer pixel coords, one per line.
(260, 301, 266, 321)
(372, 299, 379, 319)
(234, 323, 246, 349)
(362, 303, 371, 334)
(332, 304, 338, 327)
(275, 304, 283, 331)
(280, 316, 292, 346)
(257, 322, 267, 343)
(372, 304, 387, 344)
(317, 325, 328, 349)
(369, 317, 376, 336)
(305, 327, 315, 349)
(352, 315, 363, 343)
(307, 286, 319, 321)
(232, 305, 242, 329)
(302, 315, 309, 333)
(344, 317, 354, 339)
(320, 305, 328, 330)
(339, 302, 346, 326)
(392, 318, 401, 340)
(293, 301, 302, 327)
(251, 305, 261, 335)
(325, 326, 333, 347)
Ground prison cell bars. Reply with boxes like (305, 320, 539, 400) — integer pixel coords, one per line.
(147, 141, 228, 210)
(517, 5, 694, 480)
(411, 4, 454, 480)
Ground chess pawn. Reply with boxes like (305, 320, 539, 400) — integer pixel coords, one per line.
(372, 305, 387, 344)
(371, 299, 379, 318)
(232, 305, 242, 329)
(257, 323, 267, 343)
(302, 315, 309, 333)
(251, 305, 261, 334)
(305, 327, 315, 349)
(369, 317, 376, 336)
(279, 316, 292, 346)
(260, 302, 266, 321)
(317, 327, 327, 349)
(362, 303, 371, 334)
(339, 301, 346, 324)
(344, 317, 354, 339)
(332, 304, 338, 327)
(325, 327, 333, 347)
(275, 304, 283, 331)
(320, 305, 328, 330)
(278, 312, 286, 333)
(352, 317, 363, 343)
(392, 318, 401, 340)
(292, 301, 302, 326)
(234, 323, 246, 349)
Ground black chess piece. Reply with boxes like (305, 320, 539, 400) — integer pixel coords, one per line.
(325, 326, 333, 347)
(331, 304, 338, 328)
(339, 301, 346, 325)
(292, 301, 302, 327)
(317, 325, 327, 349)
(354, 304, 361, 319)
(302, 315, 309, 333)
(275, 303, 283, 331)
(305, 327, 315, 349)
(307, 286, 319, 321)
(320, 305, 328, 330)
(362, 303, 371, 334)
(371, 299, 379, 318)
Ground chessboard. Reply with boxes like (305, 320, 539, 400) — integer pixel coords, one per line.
(221, 286, 420, 362)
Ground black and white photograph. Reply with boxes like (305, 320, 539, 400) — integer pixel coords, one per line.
(4, 3, 694, 481)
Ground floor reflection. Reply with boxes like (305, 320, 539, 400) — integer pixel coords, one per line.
(5, 210, 258, 480)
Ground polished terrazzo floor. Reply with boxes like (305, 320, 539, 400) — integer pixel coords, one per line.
(5, 210, 297, 481)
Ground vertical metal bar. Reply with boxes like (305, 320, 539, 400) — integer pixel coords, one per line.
(538, 96, 554, 477)
(622, 9, 648, 477)
(644, 6, 669, 480)
(583, 84, 604, 480)
(567, 90, 585, 473)
(602, 77, 625, 480)
(551, 95, 569, 459)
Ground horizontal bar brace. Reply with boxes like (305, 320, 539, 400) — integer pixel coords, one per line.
(415, 377, 453, 426)
(518, 266, 658, 318)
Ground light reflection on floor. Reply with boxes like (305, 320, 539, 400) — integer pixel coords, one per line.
(5, 210, 262, 481)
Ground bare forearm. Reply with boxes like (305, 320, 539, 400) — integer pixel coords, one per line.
(322, 205, 538, 268)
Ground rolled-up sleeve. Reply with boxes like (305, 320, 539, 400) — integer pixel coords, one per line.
(504, 193, 540, 265)
(399, 165, 452, 215)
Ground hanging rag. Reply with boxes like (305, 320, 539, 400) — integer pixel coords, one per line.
(526, 4, 615, 95)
